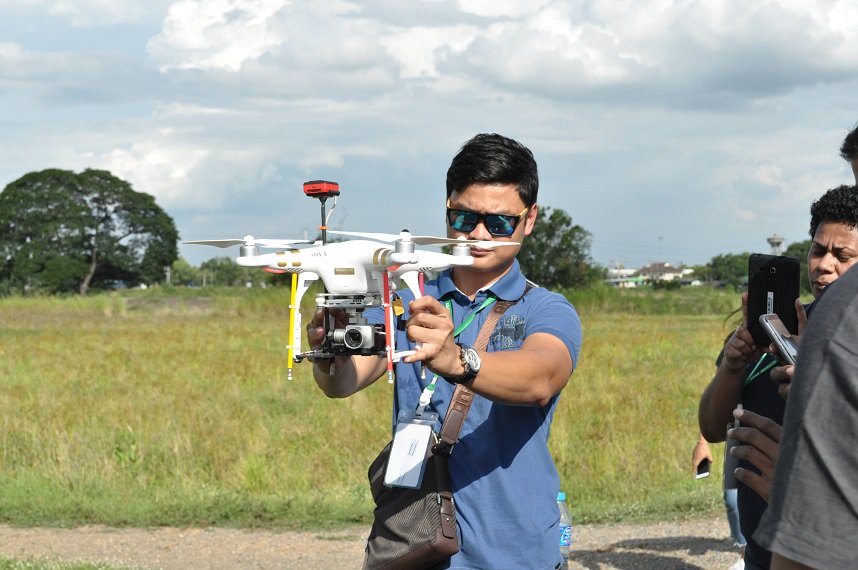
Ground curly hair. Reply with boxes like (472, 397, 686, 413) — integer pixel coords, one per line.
(809, 184, 858, 238)
(840, 123, 858, 162)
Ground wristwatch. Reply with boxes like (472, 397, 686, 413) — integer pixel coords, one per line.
(449, 344, 481, 384)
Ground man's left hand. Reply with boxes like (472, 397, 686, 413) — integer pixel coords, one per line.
(728, 407, 782, 503)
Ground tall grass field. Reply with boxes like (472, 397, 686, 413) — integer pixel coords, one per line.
(0, 286, 740, 529)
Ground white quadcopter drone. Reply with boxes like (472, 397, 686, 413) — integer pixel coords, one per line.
(186, 180, 516, 382)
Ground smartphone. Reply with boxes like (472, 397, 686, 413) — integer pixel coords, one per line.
(696, 458, 711, 479)
(759, 313, 799, 365)
(747, 254, 800, 346)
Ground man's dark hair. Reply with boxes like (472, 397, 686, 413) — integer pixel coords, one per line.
(840, 123, 858, 161)
(809, 185, 858, 238)
(446, 133, 539, 207)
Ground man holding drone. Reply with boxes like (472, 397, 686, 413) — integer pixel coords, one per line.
(309, 133, 582, 569)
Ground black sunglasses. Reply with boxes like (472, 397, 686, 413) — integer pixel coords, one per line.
(446, 200, 529, 237)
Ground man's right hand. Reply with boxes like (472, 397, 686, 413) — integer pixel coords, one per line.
(728, 407, 782, 503)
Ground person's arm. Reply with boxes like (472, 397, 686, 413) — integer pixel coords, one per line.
(403, 295, 574, 407)
(699, 293, 762, 442)
(727, 407, 781, 502)
(306, 308, 387, 398)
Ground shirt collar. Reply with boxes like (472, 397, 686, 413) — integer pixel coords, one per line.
(437, 259, 527, 302)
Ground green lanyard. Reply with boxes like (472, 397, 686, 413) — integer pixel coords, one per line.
(417, 294, 497, 412)
(746, 354, 777, 386)
(445, 294, 498, 340)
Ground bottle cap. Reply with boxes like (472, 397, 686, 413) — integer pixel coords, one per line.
(557, 491, 566, 501)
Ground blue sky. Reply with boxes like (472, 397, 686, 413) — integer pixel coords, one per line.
(2, 0, 857, 270)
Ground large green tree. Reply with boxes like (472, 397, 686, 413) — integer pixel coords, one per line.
(0, 168, 178, 295)
(517, 205, 603, 289)
(701, 252, 750, 288)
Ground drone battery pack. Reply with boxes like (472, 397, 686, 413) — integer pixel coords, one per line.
(303, 180, 340, 197)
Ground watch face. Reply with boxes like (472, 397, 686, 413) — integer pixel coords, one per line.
(463, 348, 481, 371)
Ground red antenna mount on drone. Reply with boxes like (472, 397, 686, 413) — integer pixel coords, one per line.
(303, 180, 340, 244)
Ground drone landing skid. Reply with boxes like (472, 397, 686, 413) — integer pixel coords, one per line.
(392, 350, 416, 363)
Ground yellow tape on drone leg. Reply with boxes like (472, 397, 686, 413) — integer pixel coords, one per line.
(287, 272, 298, 380)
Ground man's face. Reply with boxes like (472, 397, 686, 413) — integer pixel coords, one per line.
(807, 221, 858, 299)
(446, 182, 537, 275)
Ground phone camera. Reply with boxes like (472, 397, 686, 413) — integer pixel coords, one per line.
(769, 266, 777, 275)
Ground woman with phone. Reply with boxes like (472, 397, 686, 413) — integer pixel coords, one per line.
(698, 184, 858, 570)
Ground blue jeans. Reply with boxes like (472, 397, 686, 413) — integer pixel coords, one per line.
(724, 487, 746, 546)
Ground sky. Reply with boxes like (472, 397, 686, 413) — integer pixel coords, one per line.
(2, 0, 857, 270)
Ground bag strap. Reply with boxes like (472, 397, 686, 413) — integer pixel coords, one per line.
(434, 283, 534, 456)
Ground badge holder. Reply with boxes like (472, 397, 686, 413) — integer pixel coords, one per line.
(384, 410, 439, 489)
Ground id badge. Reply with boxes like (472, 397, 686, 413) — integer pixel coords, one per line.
(384, 410, 439, 489)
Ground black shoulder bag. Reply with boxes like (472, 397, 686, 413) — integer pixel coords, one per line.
(363, 295, 524, 570)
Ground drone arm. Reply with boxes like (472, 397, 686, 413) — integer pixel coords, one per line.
(399, 270, 423, 301)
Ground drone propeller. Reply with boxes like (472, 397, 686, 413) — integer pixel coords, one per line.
(328, 230, 517, 249)
(184, 234, 309, 248)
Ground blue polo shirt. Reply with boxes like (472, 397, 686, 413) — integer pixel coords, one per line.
(367, 260, 582, 569)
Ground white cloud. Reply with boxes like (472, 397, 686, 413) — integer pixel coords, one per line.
(102, 141, 211, 205)
(147, 0, 290, 72)
(456, 0, 553, 18)
(381, 25, 475, 78)
(1, 0, 168, 26)
(3, 0, 858, 269)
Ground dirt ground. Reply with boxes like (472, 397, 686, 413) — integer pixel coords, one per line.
(0, 515, 743, 569)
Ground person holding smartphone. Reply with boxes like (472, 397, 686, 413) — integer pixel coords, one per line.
(698, 184, 858, 570)
(753, 261, 858, 569)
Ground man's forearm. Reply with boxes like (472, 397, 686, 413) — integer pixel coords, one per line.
(312, 354, 385, 398)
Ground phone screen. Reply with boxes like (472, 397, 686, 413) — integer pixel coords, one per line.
(696, 458, 711, 479)
(760, 313, 799, 365)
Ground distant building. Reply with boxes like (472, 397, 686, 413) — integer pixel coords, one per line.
(605, 266, 642, 288)
(636, 262, 694, 283)
(604, 262, 696, 287)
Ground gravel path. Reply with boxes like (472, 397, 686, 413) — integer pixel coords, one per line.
(0, 516, 743, 569)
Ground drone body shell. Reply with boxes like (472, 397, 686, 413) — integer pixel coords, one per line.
(235, 240, 473, 295)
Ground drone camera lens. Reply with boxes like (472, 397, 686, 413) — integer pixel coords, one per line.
(344, 328, 365, 349)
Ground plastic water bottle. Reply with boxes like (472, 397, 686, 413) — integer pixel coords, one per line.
(557, 491, 572, 569)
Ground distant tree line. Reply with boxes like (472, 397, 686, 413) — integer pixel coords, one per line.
(691, 240, 812, 294)
(0, 168, 605, 295)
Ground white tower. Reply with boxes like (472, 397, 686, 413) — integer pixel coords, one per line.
(767, 234, 784, 255)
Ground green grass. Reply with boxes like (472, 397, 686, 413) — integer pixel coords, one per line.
(0, 286, 734, 528)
